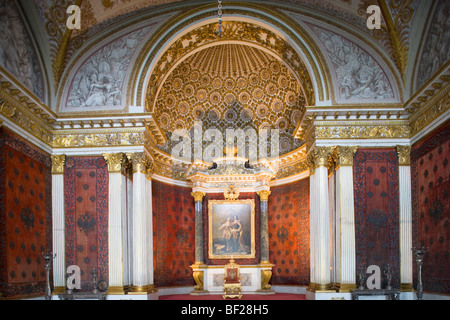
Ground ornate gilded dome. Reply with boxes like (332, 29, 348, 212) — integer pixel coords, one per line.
(155, 43, 306, 156)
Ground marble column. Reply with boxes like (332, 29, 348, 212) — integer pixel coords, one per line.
(333, 146, 358, 292)
(257, 190, 274, 292)
(126, 152, 152, 294)
(257, 190, 271, 264)
(312, 147, 334, 291)
(191, 191, 206, 264)
(396, 145, 414, 292)
(51, 155, 66, 294)
(191, 191, 206, 293)
(103, 153, 128, 295)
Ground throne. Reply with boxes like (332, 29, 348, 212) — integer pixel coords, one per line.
(223, 259, 242, 299)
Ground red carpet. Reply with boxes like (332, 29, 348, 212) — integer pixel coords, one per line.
(159, 293, 306, 300)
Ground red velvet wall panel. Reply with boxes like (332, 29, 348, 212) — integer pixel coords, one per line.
(354, 148, 400, 288)
(64, 157, 108, 291)
(153, 180, 196, 287)
(411, 121, 450, 293)
(268, 179, 310, 285)
(203, 192, 260, 266)
(0, 128, 52, 298)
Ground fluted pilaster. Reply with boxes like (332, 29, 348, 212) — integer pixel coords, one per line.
(396, 145, 413, 291)
(51, 155, 66, 293)
(311, 147, 334, 290)
(103, 153, 128, 294)
(333, 146, 358, 291)
(126, 152, 153, 293)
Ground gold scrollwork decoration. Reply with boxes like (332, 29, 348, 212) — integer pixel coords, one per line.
(261, 269, 273, 291)
(192, 270, 204, 291)
(224, 185, 240, 200)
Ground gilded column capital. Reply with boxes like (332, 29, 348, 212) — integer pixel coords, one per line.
(306, 152, 316, 175)
(396, 145, 411, 166)
(126, 152, 149, 174)
(103, 153, 126, 173)
(191, 191, 206, 202)
(257, 190, 271, 201)
(51, 154, 66, 175)
(146, 160, 154, 180)
(312, 146, 334, 168)
(334, 146, 358, 167)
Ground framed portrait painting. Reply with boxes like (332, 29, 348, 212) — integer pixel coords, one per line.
(208, 199, 255, 259)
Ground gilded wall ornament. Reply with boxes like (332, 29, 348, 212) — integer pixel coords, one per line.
(103, 153, 126, 173)
(191, 191, 206, 202)
(333, 146, 358, 167)
(126, 152, 149, 174)
(312, 146, 334, 168)
(224, 185, 240, 200)
(257, 190, 271, 202)
(396, 145, 411, 166)
(51, 154, 66, 175)
(306, 152, 316, 175)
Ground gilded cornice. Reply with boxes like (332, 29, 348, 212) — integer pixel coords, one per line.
(0, 90, 54, 147)
(52, 128, 148, 149)
(314, 122, 410, 140)
(407, 75, 450, 138)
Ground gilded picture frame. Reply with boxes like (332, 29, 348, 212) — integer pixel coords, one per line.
(208, 199, 255, 259)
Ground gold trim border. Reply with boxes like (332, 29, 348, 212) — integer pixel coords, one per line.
(208, 199, 256, 260)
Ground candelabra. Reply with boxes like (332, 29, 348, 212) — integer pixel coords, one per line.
(357, 267, 365, 290)
(383, 264, 393, 290)
(91, 269, 99, 294)
(412, 247, 428, 300)
(42, 250, 56, 300)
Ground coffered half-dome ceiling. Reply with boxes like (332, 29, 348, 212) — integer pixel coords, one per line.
(155, 43, 305, 155)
